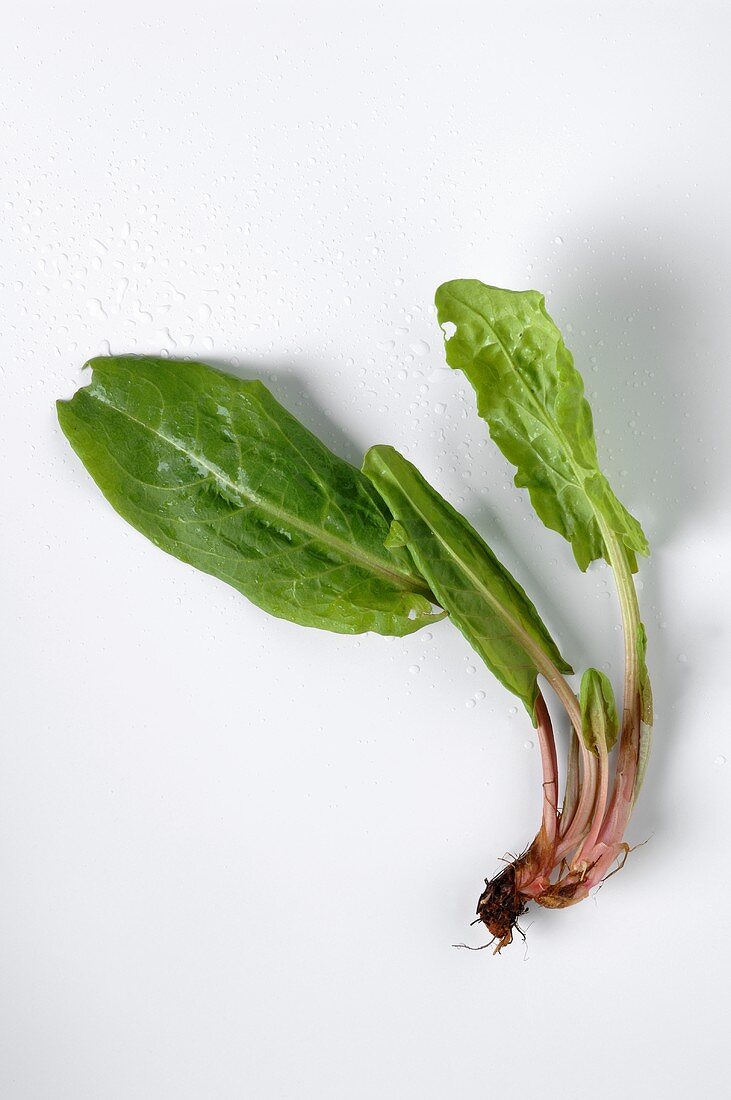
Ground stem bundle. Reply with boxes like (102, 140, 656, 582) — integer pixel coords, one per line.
(476, 531, 649, 950)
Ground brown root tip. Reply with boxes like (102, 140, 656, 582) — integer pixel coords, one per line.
(475, 863, 528, 953)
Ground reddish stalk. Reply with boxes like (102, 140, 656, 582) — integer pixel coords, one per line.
(570, 736, 609, 874)
(538, 533, 646, 905)
(558, 733, 580, 836)
(571, 533, 644, 891)
(554, 744, 597, 861)
(578, 696, 641, 891)
(514, 693, 559, 899)
(474, 691, 560, 949)
(536, 694, 559, 852)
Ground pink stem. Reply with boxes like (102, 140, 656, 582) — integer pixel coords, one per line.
(549, 694, 641, 900)
(513, 693, 561, 900)
(535, 693, 559, 851)
(571, 739, 609, 871)
(554, 742, 598, 861)
(559, 732, 580, 836)
(580, 696, 641, 889)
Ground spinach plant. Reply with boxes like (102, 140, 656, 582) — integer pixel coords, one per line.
(57, 279, 652, 952)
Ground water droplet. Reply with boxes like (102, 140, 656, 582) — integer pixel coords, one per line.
(554, 235, 564, 245)
(86, 298, 107, 319)
(508, 706, 518, 717)
(715, 755, 727, 766)
(155, 327, 176, 348)
(409, 664, 420, 675)
(523, 740, 535, 750)
(475, 691, 486, 701)
(409, 340, 430, 356)
(466, 699, 476, 709)
(466, 665, 476, 675)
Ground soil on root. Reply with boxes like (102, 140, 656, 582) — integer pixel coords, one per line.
(474, 863, 528, 953)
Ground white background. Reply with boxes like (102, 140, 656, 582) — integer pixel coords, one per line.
(2, 3, 730, 1097)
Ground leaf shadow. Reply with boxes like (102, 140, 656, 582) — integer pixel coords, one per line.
(548, 222, 717, 844)
(203, 355, 365, 468)
(549, 229, 711, 548)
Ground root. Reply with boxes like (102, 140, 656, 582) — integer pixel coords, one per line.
(453, 939, 497, 952)
(473, 863, 529, 953)
(465, 833, 650, 951)
(600, 842, 631, 882)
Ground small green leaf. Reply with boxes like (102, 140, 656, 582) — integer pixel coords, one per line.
(384, 519, 408, 549)
(435, 279, 649, 571)
(363, 444, 573, 720)
(57, 356, 443, 637)
(579, 668, 619, 756)
(635, 622, 653, 726)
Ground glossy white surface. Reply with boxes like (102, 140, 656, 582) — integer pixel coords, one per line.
(2, 3, 730, 1096)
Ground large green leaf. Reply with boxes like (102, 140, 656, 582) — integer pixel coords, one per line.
(434, 280, 649, 571)
(57, 356, 442, 636)
(363, 445, 573, 718)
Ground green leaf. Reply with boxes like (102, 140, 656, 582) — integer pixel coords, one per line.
(362, 445, 573, 719)
(635, 622, 653, 726)
(57, 356, 443, 637)
(634, 622, 654, 799)
(434, 279, 649, 571)
(579, 668, 619, 756)
(384, 519, 409, 550)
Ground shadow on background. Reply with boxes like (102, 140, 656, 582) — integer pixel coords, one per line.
(205, 355, 364, 470)
(549, 217, 722, 848)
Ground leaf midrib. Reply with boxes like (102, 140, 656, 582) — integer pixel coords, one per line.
(379, 461, 562, 687)
(90, 388, 434, 600)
